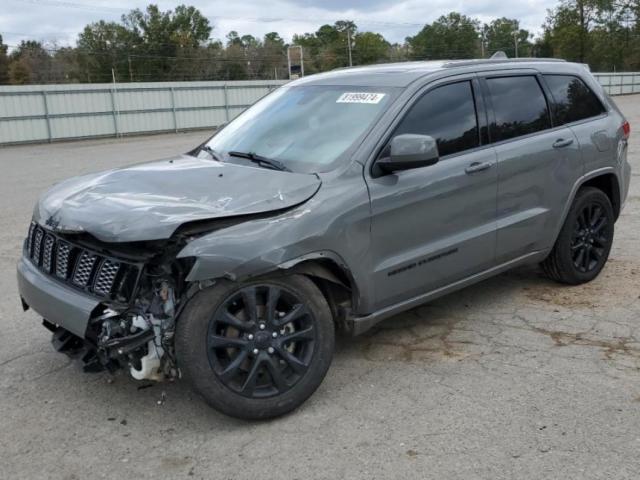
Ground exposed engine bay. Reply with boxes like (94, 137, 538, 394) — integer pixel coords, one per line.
(45, 258, 184, 381)
(32, 226, 204, 382)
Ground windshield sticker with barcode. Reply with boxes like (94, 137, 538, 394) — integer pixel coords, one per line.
(336, 92, 386, 104)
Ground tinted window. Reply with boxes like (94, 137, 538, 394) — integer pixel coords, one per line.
(544, 75, 606, 124)
(486, 76, 551, 142)
(394, 81, 479, 157)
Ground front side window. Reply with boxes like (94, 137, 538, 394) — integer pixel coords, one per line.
(205, 85, 398, 173)
(486, 76, 551, 142)
(543, 74, 606, 125)
(393, 81, 479, 157)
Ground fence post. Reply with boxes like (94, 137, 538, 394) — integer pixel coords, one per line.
(223, 84, 230, 123)
(170, 87, 178, 132)
(109, 87, 119, 137)
(620, 73, 624, 95)
(42, 91, 52, 143)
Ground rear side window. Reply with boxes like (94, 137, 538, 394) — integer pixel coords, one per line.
(486, 76, 551, 142)
(394, 81, 479, 157)
(543, 74, 606, 124)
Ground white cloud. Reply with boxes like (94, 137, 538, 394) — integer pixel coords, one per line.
(0, 0, 558, 50)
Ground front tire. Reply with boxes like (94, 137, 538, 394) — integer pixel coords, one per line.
(176, 274, 335, 420)
(541, 187, 614, 285)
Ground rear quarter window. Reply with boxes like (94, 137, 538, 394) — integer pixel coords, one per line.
(486, 76, 551, 143)
(543, 74, 606, 125)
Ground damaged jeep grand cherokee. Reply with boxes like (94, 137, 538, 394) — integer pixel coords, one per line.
(17, 59, 631, 419)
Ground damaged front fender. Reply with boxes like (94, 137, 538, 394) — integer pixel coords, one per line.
(178, 206, 319, 282)
(176, 176, 373, 311)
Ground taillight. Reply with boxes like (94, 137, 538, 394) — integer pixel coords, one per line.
(622, 120, 631, 139)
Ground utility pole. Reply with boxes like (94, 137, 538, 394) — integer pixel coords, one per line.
(512, 30, 519, 58)
(480, 26, 486, 58)
(347, 28, 353, 67)
(128, 55, 133, 82)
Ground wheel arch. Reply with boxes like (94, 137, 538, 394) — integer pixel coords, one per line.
(553, 168, 621, 245)
(580, 172, 621, 220)
(277, 253, 359, 331)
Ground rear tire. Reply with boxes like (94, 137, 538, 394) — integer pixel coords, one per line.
(176, 274, 334, 420)
(541, 187, 614, 285)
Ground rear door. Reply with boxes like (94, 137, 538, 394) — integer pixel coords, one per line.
(365, 77, 498, 310)
(481, 73, 582, 263)
(541, 74, 612, 173)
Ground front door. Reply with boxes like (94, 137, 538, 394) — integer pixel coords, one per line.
(365, 79, 498, 311)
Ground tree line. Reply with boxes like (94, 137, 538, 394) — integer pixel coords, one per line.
(0, 0, 639, 85)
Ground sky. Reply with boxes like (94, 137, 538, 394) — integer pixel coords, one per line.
(1, 0, 558, 50)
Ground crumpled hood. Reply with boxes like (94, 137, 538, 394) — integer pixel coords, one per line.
(33, 155, 321, 242)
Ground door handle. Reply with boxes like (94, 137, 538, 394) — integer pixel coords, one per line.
(553, 138, 574, 148)
(465, 161, 492, 174)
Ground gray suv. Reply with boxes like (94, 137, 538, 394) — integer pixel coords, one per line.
(17, 59, 631, 419)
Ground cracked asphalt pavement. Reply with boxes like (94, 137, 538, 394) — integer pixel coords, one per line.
(1, 95, 639, 480)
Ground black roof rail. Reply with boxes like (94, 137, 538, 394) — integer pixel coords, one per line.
(442, 58, 567, 68)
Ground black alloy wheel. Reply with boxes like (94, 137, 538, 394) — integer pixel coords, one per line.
(176, 274, 334, 419)
(207, 284, 316, 398)
(541, 186, 614, 285)
(571, 202, 610, 273)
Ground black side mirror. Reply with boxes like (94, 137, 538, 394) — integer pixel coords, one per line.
(377, 134, 440, 174)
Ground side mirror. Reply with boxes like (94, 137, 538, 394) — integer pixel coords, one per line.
(377, 134, 440, 173)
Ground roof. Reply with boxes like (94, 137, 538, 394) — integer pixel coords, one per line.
(291, 58, 573, 88)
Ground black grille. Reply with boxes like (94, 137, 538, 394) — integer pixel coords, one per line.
(94, 259, 121, 296)
(25, 222, 140, 302)
(55, 241, 71, 279)
(42, 234, 55, 273)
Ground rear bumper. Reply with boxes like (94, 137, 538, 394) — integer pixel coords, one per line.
(17, 255, 100, 338)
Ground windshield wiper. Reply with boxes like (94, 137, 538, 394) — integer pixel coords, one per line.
(199, 145, 224, 162)
(228, 151, 291, 172)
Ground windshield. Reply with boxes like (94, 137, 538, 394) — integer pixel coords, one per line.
(203, 85, 398, 173)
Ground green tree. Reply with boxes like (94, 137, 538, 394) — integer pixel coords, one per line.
(77, 21, 136, 82)
(407, 12, 480, 59)
(9, 58, 31, 84)
(353, 32, 390, 65)
(122, 4, 212, 80)
(9, 41, 52, 84)
(543, 0, 615, 65)
(49, 45, 82, 83)
(262, 32, 287, 79)
(485, 18, 532, 57)
(222, 33, 249, 80)
(0, 34, 9, 84)
(293, 21, 361, 72)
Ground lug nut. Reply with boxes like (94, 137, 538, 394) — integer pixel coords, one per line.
(259, 323, 266, 330)
(247, 334, 254, 340)
(272, 332, 278, 338)
(267, 347, 274, 354)
(252, 348, 259, 355)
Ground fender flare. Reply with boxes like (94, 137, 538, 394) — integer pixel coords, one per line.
(551, 167, 620, 244)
